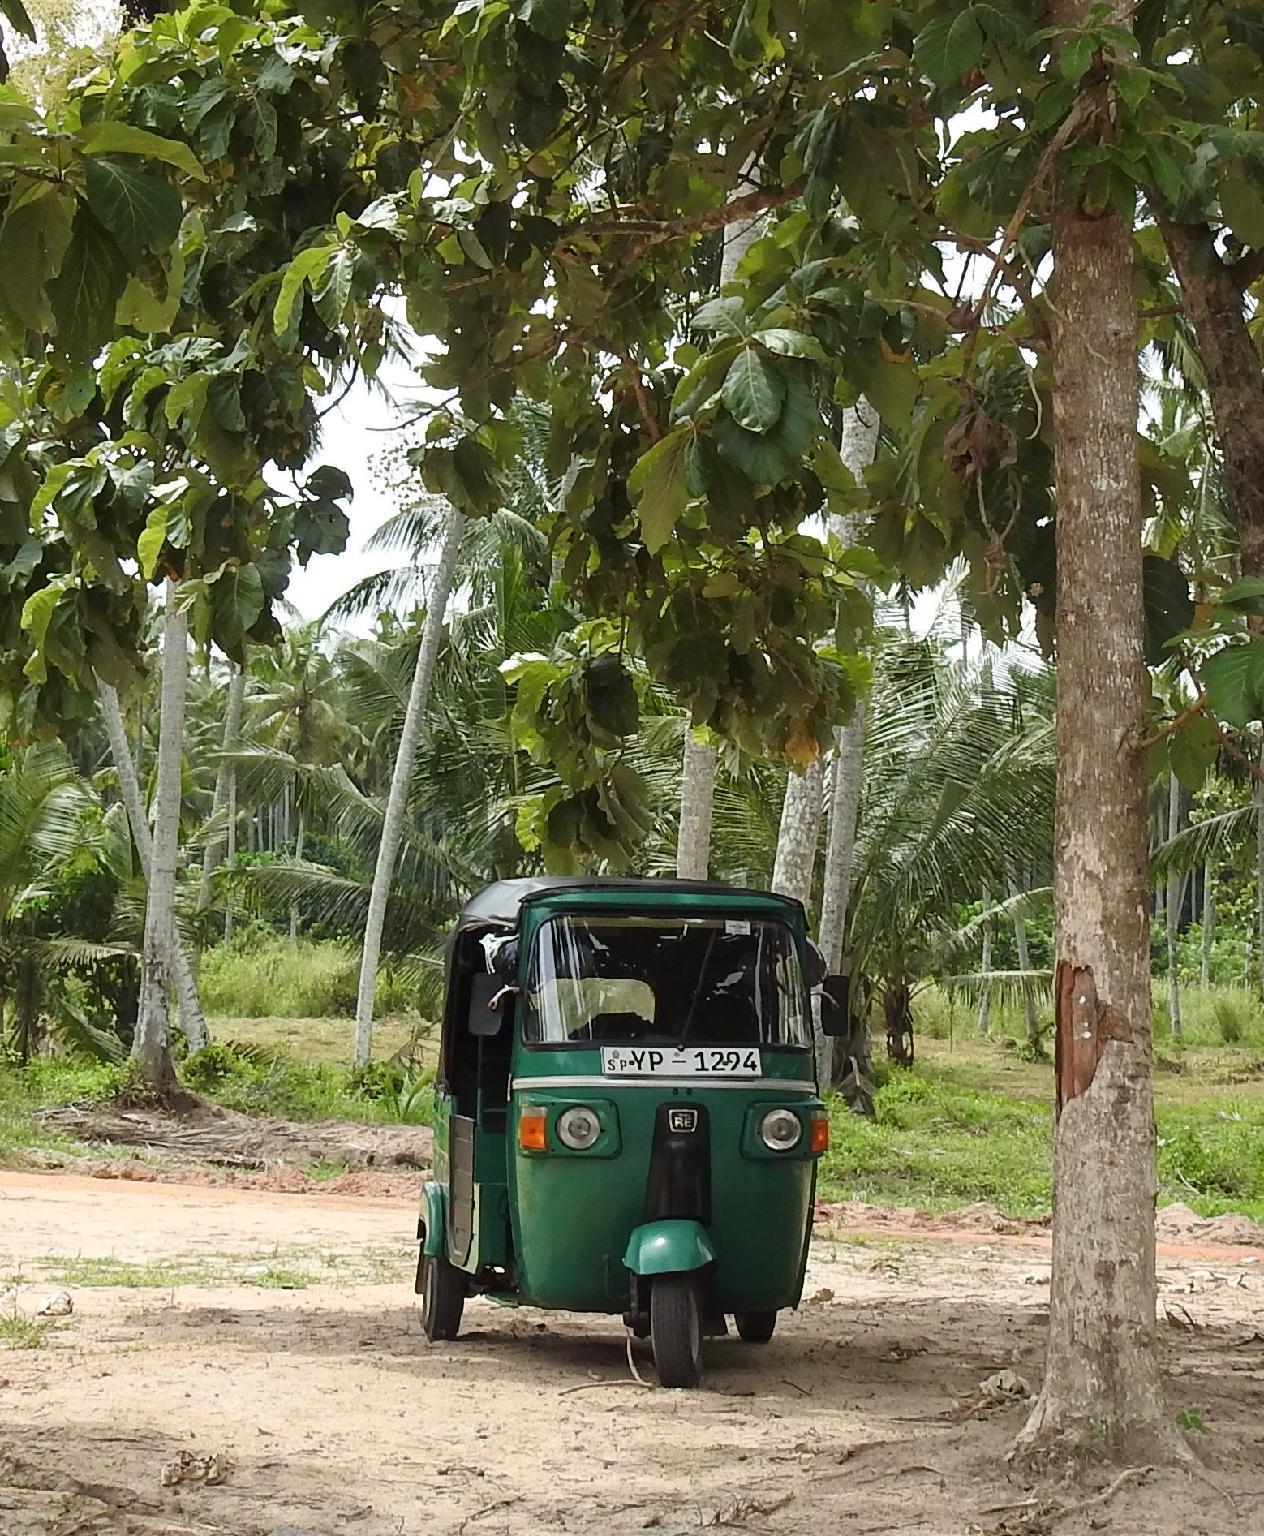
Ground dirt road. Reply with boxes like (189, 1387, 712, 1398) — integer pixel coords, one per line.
(2, 1171, 1261, 1536)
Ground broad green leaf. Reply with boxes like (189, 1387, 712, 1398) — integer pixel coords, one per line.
(314, 246, 354, 327)
(47, 211, 128, 357)
(1143, 553, 1193, 665)
(0, 0, 36, 41)
(722, 347, 786, 432)
(586, 654, 639, 739)
(1169, 714, 1220, 792)
(1219, 169, 1264, 248)
(692, 296, 748, 335)
(1202, 642, 1264, 728)
(628, 427, 691, 554)
(273, 245, 332, 334)
(753, 327, 828, 361)
(670, 340, 742, 420)
(77, 120, 206, 181)
(137, 503, 167, 579)
(914, 11, 985, 87)
(0, 188, 71, 330)
(83, 157, 182, 260)
(1216, 575, 1264, 615)
(1060, 34, 1096, 83)
(210, 561, 265, 650)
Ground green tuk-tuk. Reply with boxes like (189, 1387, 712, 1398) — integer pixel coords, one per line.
(415, 876, 840, 1387)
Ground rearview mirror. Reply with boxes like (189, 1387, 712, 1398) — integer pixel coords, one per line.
(819, 974, 850, 1037)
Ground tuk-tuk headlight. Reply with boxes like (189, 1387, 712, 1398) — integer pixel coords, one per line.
(556, 1106, 601, 1150)
(759, 1108, 803, 1152)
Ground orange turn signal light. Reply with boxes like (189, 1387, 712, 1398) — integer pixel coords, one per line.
(519, 1106, 548, 1152)
(809, 1109, 829, 1154)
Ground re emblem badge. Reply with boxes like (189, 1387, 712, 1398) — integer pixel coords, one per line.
(668, 1108, 698, 1134)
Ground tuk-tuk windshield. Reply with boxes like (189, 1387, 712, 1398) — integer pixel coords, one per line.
(523, 914, 811, 1048)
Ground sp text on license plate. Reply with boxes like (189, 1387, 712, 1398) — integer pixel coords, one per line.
(601, 1046, 761, 1077)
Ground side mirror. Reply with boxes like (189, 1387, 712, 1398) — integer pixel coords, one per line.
(468, 972, 508, 1037)
(819, 974, 850, 1037)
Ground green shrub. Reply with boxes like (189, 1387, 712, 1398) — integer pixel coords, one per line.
(1212, 994, 1246, 1045)
(199, 934, 416, 1019)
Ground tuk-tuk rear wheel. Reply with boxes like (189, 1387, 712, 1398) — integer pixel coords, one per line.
(650, 1273, 702, 1388)
(418, 1251, 466, 1342)
(734, 1310, 776, 1344)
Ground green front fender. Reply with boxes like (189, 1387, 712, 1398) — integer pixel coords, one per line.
(623, 1219, 716, 1277)
(419, 1180, 447, 1258)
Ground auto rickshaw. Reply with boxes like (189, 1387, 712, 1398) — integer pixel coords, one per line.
(414, 876, 843, 1387)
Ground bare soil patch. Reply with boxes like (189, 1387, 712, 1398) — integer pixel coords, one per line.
(2, 1171, 1262, 1536)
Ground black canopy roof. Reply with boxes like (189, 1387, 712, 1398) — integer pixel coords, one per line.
(453, 875, 799, 931)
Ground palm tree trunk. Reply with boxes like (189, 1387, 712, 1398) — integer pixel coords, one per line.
(197, 665, 246, 911)
(132, 582, 190, 1093)
(100, 677, 208, 1053)
(1166, 773, 1183, 1038)
(676, 732, 717, 880)
(1016, 51, 1178, 1455)
(674, 167, 763, 883)
(1008, 877, 1039, 1051)
(224, 764, 238, 942)
(770, 759, 823, 911)
(354, 505, 465, 1068)
(1200, 862, 1213, 989)
(290, 806, 305, 948)
(977, 883, 992, 1036)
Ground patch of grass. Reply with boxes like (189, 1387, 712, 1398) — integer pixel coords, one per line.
(180, 1043, 438, 1127)
(820, 1034, 1264, 1224)
(41, 1256, 208, 1288)
(304, 1159, 350, 1183)
(0, 1309, 60, 1349)
(199, 934, 420, 1020)
(253, 1265, 311, 1289)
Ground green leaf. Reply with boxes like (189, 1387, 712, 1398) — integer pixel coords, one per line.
(915, 11, 985, 87)
(77, 120, 206, 182)
(628, 427, 691, 555)
(722, 347, 786, 432)
(1202, 642, 1264, 728)
(1216, 575, 1264, 615)
(586, 653, 639, 739)
(210, 561, 265, 650)
(83, 157, 182, 260)
(693, 296, 748, 336)
(313, 246, 354, 327)
(1169, 713, 1220, 791)
(0, 189, 72, 330)
(47, 211, 128, 357)
(137, 503, 167, 580)
(1060, 34, 1096, 83)
(1219, 169, 1264, 249)
(1143, 553, 1193, 665)
(0, 0, 36, 41)
(273, 245, 332, 334)
(753, 327, 828, 361)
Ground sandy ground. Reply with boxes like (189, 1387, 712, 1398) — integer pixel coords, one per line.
(1, 1172, 1262, 1536)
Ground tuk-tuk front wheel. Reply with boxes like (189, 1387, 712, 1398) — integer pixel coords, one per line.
(418, 1251, 466, 1342)
(650, 1272, 702, 1388)
(734, 1310, 776, 1344)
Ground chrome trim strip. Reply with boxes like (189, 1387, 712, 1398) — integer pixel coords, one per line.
(511, 1076, 818, 1093)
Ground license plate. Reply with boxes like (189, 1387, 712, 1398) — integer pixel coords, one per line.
(601, 1046, 761, 1077)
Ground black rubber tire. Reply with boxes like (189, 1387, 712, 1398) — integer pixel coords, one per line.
(650, 1272, 703, 1388)
(734, 1310, 777, 1344)
(418, 1251, 466, 1342)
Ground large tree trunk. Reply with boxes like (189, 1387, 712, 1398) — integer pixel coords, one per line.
(197, 665, 246, 912)
(132, 583, 190, 1093)
(770, 758, 823, 910)
(1166, 773, 1183, 1038)
(1158, 218, 1264, 576)
(100, 680, 209, 1052)
(674, 166, 764, 882)
(1016, 68, 1183, 1458)
(354, 506, 465, 1068)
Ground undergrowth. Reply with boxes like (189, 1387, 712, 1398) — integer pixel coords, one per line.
(198, 933, 416, 1019)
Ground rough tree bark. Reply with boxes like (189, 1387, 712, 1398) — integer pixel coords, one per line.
(197, 664, 247, 912)
(132, 583, 190, 1094)
(99, 680, 209, 1052)
(354, 506, 465, 1068)
(977, 883, 993, 1036)
(675, 166, 763, 881)
(1166, 774, 1183, 1038)
(770, 758, 823, 910)
(1016, 33, 1184, 1456)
